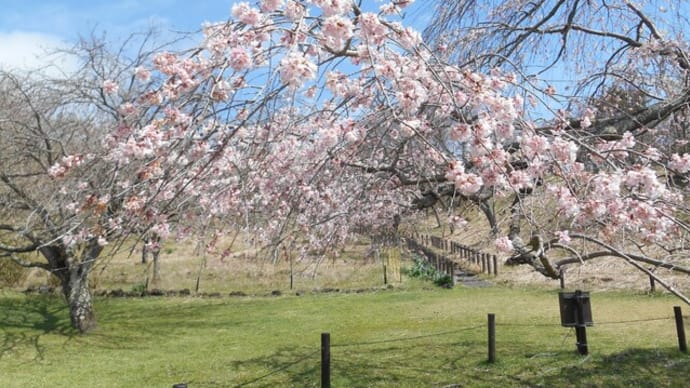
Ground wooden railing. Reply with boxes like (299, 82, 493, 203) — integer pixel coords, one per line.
(405, 233, 499, 284)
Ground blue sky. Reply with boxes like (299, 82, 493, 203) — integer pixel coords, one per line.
(0, 0, 234, 71)
(0, 0, 430, 73)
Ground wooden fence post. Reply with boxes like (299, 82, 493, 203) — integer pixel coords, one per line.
(674, 306, 687, 353)
(574, 290, 589, 355)
(383, 263, 388, 285)
(493, 255, 498, 276)
(321, 332, 331, 388)
(488, 313, 496, 363)
(450, 263, 456, 286)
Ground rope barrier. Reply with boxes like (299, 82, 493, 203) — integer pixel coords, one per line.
(233, 349, 320, 387)
(498, 316, 676, 327)
(596, 317, 675, 325)
(331, 325, 483, 347)
(497, 322, 560, 327)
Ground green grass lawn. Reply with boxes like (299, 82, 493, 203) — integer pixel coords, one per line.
(1, 286, 689, 387)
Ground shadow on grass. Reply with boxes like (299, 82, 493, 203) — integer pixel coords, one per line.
(2, 294, 255, 357)
(220, 340, 495, 387)
(519, 348, 690, 387)
(215, 343, 690, 387)
(0, 294, 74, 360)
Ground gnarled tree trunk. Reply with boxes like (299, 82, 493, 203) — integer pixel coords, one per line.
(41, 242, 102, 333)
(61, 264, 97, 333)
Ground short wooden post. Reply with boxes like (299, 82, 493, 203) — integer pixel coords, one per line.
(482, 254, 487, 273)
(290, 255, 294, 290)
(488, 313, 496, 363)
(321, 332, 331, 388)
(674, 306, 687, 353)
(493, 255, 498, 276)
(574, 290, 588, 355)
(383, 264, 388, 285)
(450, 263, 456, 286)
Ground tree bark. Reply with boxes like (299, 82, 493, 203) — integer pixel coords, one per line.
(41, 242, 101, 333)
(148, 234, 162, 286)
(141, 237, 148, 264)
(152, 249, 161, 285)
(62, 266, 97, 333)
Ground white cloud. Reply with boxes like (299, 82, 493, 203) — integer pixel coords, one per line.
(0, 31, 77, 76)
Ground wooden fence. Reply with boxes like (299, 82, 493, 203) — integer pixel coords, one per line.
(405, 233, 498, 285)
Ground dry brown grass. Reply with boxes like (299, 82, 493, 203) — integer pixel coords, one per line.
(18, 235, 398, 295)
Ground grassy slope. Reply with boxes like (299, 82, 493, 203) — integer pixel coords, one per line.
(2, 285, 688, 387)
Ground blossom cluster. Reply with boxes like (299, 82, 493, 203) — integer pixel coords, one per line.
(44, 0, 690, 265)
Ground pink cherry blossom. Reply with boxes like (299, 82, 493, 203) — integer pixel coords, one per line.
(358, 13, 387, 45)
(669, 153, 690, 173)
(495, 236, 514, 253)
(134, 66, 151, 82)
(260, 0, 284, 12)
(313, 0, 351, 16)
(229, 47, 252, 71)
(279, 52, 316, 87)
(555, 230, 571, 245)
(322, 15, 354, 49)
(102, 80, 119, 94)
(232, 2, 262, 26)
(284, 0, 306, 20)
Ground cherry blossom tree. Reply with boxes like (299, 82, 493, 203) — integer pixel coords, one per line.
(423, 0, 690, 299)
(0, 31, 195, 332)
(3, 0, 690, 334)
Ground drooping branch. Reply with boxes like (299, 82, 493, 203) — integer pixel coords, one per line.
(569, 234, 690, 305)
(555, 250, 690, 276)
